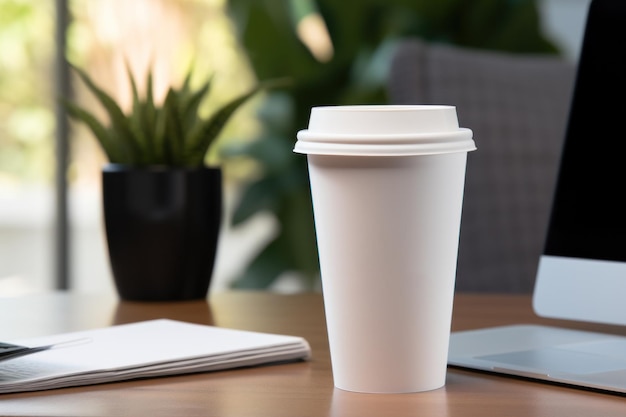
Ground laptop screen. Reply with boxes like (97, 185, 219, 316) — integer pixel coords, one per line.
(544, 0, 626, 262)
(533, 0, 626, 325)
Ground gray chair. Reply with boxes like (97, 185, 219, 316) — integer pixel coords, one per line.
(387, 39, 576, 293)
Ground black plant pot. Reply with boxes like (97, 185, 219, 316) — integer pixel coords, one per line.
(102, 164, 222, 301)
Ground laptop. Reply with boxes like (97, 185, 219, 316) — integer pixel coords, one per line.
(448, 0, 626, 394)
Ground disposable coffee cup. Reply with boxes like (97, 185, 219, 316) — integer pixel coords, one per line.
(294, 105, 476, 393)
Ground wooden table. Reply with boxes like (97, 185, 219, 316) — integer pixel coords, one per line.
(1, 291, 626, 416)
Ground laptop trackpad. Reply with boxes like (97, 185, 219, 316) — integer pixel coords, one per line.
(478, 340, 626, 375)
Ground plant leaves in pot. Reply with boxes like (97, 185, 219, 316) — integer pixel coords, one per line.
(62, 65, 266, 301)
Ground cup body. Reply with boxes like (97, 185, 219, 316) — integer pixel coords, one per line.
(295, 105, 475, 393)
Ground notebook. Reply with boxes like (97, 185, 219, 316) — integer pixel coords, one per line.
(0, 319, 311, 394)
(448, 0, 626, 395)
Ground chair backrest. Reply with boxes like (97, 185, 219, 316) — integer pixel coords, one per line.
(388, 39, 576, 293)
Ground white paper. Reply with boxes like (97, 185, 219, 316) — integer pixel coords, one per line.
(0, 319, 311, 394)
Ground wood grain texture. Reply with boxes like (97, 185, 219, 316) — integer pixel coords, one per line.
(1, 291, 625, 416)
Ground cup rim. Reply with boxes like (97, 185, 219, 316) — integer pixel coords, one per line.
(297, 128, 472, 144)
(309, 104, 456, 112)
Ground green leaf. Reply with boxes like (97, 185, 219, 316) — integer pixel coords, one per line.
(72, 65, 141, 163)
(61, 98, 130, 163)
(162, 88, 185, 165)
(154, 107, 168, 164)
(180, 63, 195, 94)
(126, 64, 151, 164)
(180, 78, 212, 135)
(144, 70, 160, 161)
(185, 86, 260, 167)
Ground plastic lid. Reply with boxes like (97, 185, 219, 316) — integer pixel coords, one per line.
(294, 105, 476, 156)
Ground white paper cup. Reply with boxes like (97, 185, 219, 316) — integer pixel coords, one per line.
(295, 105, 476, 393)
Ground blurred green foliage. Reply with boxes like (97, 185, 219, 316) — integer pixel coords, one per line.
(223, 0, 559, 290)
(0, 0, 55, 183)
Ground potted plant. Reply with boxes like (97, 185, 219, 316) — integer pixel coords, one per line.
(63, 65, 263, 301)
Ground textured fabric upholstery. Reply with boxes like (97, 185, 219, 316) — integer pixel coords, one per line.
(387, 39, 576, 293)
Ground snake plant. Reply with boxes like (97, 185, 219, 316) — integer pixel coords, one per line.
(62, 65, 263, 167)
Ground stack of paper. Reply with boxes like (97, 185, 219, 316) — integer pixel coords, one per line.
(0, 319, 311, 394)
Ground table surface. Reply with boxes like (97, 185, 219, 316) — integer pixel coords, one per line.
(1, 291, 626, 417)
